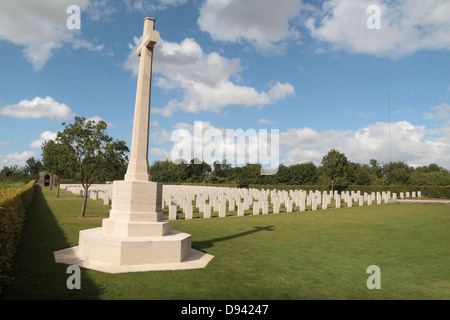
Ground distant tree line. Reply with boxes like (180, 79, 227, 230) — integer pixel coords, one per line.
(0, 157, 43, 182)
(150, 149, 450, 188)
(2, 149, 449, 189)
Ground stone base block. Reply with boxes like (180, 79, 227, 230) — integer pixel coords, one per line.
(79, 227, 191, 265)
(102, 218, 170, 237)
(54, 246, 213, 273)
(111, 180, 163, 216)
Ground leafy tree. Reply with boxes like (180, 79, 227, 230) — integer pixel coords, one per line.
(240, 163, 262, 185)
(56, 117, 129, 217)
(24, 157, 43, 180)
(383, 161, 411, 185)
(150, 160, 185, 183)
(275, 164, 291, 184)
(347, 162, 372, 185)
(0, 165, 20, 178)
(41, 140, 76, 197)
(185, 158, 211, 182)
(369, 159, 383, 179)
(289, 162, 318, 185)
(321, 149, 349, 190)
(213, 159, 232, 178)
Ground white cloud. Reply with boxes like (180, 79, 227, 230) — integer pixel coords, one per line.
(157, 121, 280, 168)
(198, 0, 310, 54)
(258, 119, 275, 125)
(0, 151, 38, 167)
(86, 0, 117, 21)
(280, 121, 450, 169)
(306, 0, 450, 59)
(0, 0, 103, 70)
(124, 37, 295, 116)
(150, 128, 172, 145)
(0, 141, 10, 146)
(424, 103, 450, 120)
(124, 0, 187, 11)
(0, 96, 75, 120)
(148, 120, 450, 169)
(85, 115, 115, 128)
(150, 147, 171, 161)
(29, 131, 58, 149)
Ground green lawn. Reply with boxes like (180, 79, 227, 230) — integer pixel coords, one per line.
(1, 186, 449, 300)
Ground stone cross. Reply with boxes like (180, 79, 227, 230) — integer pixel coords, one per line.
(125, 17, 160, 182)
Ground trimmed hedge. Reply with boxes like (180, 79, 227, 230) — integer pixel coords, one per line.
(0, 180, 36, 293)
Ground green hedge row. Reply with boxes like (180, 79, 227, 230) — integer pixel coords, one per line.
(0, 180, 36, 294)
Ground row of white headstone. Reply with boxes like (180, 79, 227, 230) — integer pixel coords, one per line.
(59, 183, 422, 220)
(60, 183, 113, 205)
(161, 185, 422, 220)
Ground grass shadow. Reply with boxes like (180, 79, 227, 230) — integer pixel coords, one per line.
(194, 225, 275, 250)
(0, 186, 104, 300)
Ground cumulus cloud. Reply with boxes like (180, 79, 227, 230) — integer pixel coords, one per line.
(280, 121, 450, 169)
(150, 127, 172, 145)
(148, 120, 450, 169)
(29, 131, 58, 149)
(198, 0, 310, 54)
(0, 151, 38, 167)
(124, 37, 295, 116)
(0, 0, 103, 70)
(152, 121, 279, 170)
(150, 147, 171, 161)
(0, 96, 75, 120)
(306, 0, 450, 59)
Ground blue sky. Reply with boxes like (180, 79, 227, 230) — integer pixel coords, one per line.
(0, 0, 449, 170)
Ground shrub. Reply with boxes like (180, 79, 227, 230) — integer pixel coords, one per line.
(0, 180, 35, 293)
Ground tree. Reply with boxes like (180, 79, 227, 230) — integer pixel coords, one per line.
(382, 161, 411, 185)
(213, 159, 232, 178)
(185, 158, 211, 182)
(24, 157, 43, 180)
(275, 164, 291, 184)
(41, 140, 76, 197)
(289, 162, 318, 185)
(369, 159, 383, 179)
(347, 162, 372, 185)
(56, 117, 129, 217)
(321, 149, 349, 190)
(150, 160, 185, 183)
(240, 163, 262, 185)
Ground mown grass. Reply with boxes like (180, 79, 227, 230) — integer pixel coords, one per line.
(1, 186, 449, 300)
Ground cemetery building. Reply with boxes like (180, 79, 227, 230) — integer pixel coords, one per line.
(38, 172, 57, 187)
